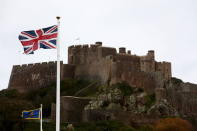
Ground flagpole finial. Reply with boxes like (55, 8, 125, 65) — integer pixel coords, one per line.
(56, 16, 61, 20)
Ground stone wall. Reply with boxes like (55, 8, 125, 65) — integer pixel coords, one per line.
(67, 42, 171, 92)
(68, 43, 116, 65)
(8, 61, 75, 93)
(155, 62, 171, 80)
(51, 96, 91, 122)
(7, 42, 197, 123)
(8, 42, 172, 93)
(83, 109, 158, 126)
(75, 59, 112, 84)
(140, 50, 155, 73)
(110, 70, 157, 94)
(140, 50, 171, 80)
(166, 82, 197, 117)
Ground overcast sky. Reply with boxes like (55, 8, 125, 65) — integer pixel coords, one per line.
(0, 0, 197, 90)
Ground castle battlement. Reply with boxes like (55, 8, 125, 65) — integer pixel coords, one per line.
(8, 61, 75, 93)
(9, 42, 171, 93)
(12, 61, 65, 73)
(68, 42, 117, 64)
(8, 42, 197, 119)
(68, 42, 171, 80)
(14, 61, 64, 67)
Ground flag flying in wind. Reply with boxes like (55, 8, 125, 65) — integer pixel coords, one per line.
(22, 108, 40, 119)
(19, 25, 58, 54)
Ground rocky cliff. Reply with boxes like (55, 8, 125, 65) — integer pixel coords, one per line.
(8, 42, 197, 121)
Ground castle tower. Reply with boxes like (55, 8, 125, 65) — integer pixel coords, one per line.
(95, 41, 102, 46)
(119, 47, 126, 54)
(155, 61, 172, 80)
(127, 50, 131, 55)
(140, 50, 155, 72)
(147, 50, 155, 60)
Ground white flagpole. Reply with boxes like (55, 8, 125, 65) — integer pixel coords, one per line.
(40, 104, 43, 131)
(56, 16, 61, 131)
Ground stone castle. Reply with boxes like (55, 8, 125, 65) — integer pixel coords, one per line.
(9, 42, 171, 93)
(68, 42, 171, 80)
(8, 42, 197, 122)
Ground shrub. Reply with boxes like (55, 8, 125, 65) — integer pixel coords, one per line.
(73, 120, 135, 131)
(60, 78, 90, 96)
(23, 78, 90, 117)
(119, 126, 136, 131)
(112, 82, 134, 96)
(0, 98, 34, 131)
(145, 94, 156, 108)
(187, 117, 197, 128)
(171, 77, 183, 85)
(137, 125, 153, 131)
(0, 89, 21, 99)
(101, 100, 110, 108)
(136, 88, 144, 93)
(154, 117, 193, 131)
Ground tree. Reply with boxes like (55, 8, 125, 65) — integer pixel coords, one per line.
(0, 97, 34, 131)
(155, 118, 193, 131)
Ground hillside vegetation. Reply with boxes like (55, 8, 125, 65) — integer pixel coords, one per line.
(0, 78, 90, 131)
(0, 79, 194, 131)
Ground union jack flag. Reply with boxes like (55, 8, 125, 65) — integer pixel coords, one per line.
(19, 25, 58, 54)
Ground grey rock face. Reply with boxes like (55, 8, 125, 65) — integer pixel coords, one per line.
(148, 99, 179, 117)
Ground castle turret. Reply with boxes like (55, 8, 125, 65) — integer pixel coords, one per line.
(127, 50, 131, 55)
(95, 41, 102, 46)
(140, 50, 156, 72)
(147, 50, 155, 60)
(119, 47, 126, 54)
(155, 61, 171, 80)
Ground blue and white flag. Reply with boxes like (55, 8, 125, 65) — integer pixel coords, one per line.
(22, 108, 40, 119)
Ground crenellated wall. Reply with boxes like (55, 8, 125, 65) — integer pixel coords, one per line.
(8, 42, 197, 118)
(8, 61, 75, 93)
(140, 51, 155, 73)
(8, 42, 171, 93)
(66, 42, 171, 93)
(140, 50, 171, 80)
(155, 61, 171, 80)
(68, 43, 116, 65)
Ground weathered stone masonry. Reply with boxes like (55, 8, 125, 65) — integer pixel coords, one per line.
(8, 42, 171, 93)
(68, 42, 171, 93)
(8, 61, 75, 93)
(8, 42, 197, 119)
